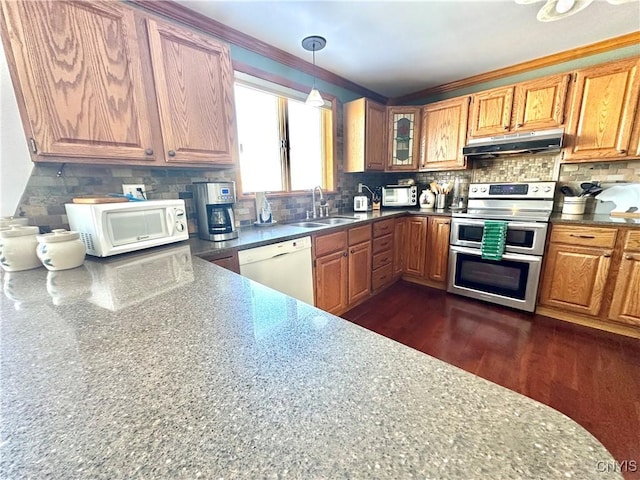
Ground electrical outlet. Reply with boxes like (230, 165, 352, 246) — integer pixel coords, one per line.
(358, 183, 364, 193)
(122, 184, 146, 200)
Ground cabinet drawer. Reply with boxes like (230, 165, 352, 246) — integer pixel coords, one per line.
(624, 230, 640, 252)
(373, 233, 393, 254)
(372, 263, 394, 290)
(315, 231, 347, 257)
(550, 225, 617, 248)
(348, 224, 372, 246)
(372, 249, 393, 270)
(373, 218, 395, 238)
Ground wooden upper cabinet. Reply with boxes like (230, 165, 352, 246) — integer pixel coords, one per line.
(469, 74, 569, 138)
(565, 57, 640, 161)
(344, 98, 386, 172)
(468, 86, 514, 137)
(1, 0, 157, 162)
(512, 74, 569, 131)
(387, 106, 421, 171)
(420, 96, 469, 171)
(146, 19, 237, 165)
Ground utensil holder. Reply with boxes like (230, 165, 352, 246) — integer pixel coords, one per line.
(435, 193, 446, 209)
(562, 197, 586, 215)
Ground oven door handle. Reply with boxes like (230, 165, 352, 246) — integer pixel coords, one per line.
(452, 218, 547, 230)
(449, 245, 542, 263)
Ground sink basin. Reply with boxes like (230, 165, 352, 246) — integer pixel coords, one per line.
(289, 216, 359, 228)
(290, 221, 326, 228)
(314, 217, 358, 225)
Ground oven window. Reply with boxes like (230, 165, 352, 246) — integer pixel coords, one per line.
(454, 253, 529, 300)
(458, 225, 535, 248)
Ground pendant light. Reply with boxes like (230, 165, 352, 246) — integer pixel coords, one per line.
(302, 35, 326, 107)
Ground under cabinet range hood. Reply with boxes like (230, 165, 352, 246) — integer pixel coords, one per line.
(463, 128, 564, 158)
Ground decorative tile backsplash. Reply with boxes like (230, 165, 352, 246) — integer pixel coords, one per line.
(12, 151, 640, 233)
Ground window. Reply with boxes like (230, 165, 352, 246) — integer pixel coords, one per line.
(234, 79, 334, 194)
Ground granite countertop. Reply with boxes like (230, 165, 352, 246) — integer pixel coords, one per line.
(191, 209, 449, 259)
(550, 212, 640, 227)
(0, 245, 621, 479)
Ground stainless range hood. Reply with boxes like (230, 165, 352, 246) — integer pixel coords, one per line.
(463, 128, 563, 158)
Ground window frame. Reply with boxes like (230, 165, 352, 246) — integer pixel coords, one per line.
(232, 65, 338, 200)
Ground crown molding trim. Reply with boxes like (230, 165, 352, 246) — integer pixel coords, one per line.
(128, 0, 387, 104)
(392, 32, 640, 104)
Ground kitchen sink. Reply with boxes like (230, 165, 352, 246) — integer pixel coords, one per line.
(289, 216, 360, 228)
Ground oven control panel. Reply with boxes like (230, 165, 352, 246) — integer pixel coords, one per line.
(468, 181, 555, 199)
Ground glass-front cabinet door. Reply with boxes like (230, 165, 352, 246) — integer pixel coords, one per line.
(386, 106, 421, 171)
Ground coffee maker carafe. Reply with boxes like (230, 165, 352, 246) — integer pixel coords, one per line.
(194, 182, 239, 241)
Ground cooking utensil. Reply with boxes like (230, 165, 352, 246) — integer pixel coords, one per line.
(560, 185, 576, 197)
(579, 182, 603, 197)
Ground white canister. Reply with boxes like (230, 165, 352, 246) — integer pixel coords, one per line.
(419, 190, 435, 208)
(0, 217, 29, 228)
(562, 197, 587, 215)
(0, 225, 41, 272)
(36, 229, 86, 271)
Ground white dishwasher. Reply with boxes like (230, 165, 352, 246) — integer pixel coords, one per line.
(238, 236, 314, 305)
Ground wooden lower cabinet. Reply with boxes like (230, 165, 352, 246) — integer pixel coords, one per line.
(315, 250, 348, 314)
(314, 226, 371, 315)
(537, 225, 640, 339)
(608, 231, 640, 327)
(393, 218, 406, 278)
(426, 217, 450, 285)
(400, 215, 450, 289)
(538, 243, 612, 316)
(403, 217, 428, 276)
(371, 218, 396, 291)
(208, 251, 240, 273)
(348, 241, 372, 305)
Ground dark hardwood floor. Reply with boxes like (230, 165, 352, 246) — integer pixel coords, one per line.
(342, 281, 640, 480)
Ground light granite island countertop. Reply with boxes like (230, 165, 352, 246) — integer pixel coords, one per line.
(1, 244, 621, 479)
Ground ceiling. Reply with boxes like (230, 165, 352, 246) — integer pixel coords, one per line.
(175, 1, 640, 99)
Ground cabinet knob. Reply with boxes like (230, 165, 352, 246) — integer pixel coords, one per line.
(515, 123, 523, 128)
(168, 150, 176, 157)
(617, 149, 627, 154)
(145, 148, 154, 155)
(343, 252, 348, 257)
(626, 255, 638, 261)
(350, 249, 355, 254)
(503, 125, 509, 130)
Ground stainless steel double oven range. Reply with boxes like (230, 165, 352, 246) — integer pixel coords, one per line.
(448, 181, 556, 312)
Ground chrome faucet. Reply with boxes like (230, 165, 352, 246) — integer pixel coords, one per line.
(311, 185, 324, 218)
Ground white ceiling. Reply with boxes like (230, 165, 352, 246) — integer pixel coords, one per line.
(175, 0, 640, 98)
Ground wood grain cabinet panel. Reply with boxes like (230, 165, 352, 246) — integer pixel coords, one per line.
(1, 0, 157, 162)
(564, 57, 640, 161)
(609, 252, 640, 327)
(469, 86, 514, 137)
(420, 97, 469, 171)
(403, 217, 427, 277)
(426, 217, 450, 284)
(393, 218, 406, 277)
(344, 98, 386, 172)
(314, 250, 348, 314)
(539, 243, 612, 316)
(348, 241, 372, 305)
(146, 19, 237, 165)
(512, 74, 569, 131)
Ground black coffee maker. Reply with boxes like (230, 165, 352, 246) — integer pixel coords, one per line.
(193, 182, 238, 241)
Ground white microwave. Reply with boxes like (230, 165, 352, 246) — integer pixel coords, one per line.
(65, 200, 189, 257)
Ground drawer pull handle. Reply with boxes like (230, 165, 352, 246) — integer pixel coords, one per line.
(381, 257, 389, 262)
(380, 275, 387, 280)
(603, 253, 611, 258)
(626, 255, 639, 261)
(569, 234, 595, 239)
